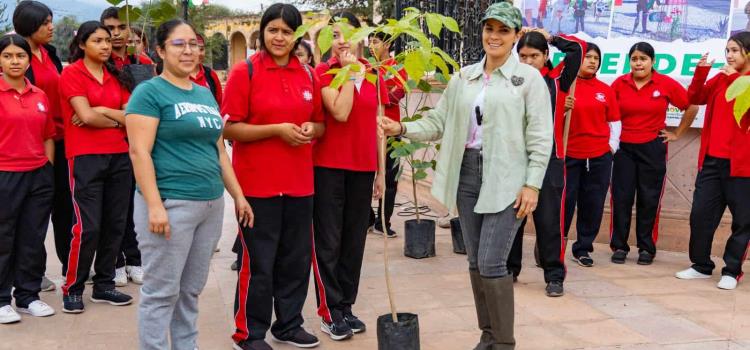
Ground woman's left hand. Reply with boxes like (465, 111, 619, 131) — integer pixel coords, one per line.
(659, 129, 678, 143)
(235, 197, 255, 228)
(373, 174, 385, 200)
(72, 115, 85, 127)
(514, 186, 539, 219)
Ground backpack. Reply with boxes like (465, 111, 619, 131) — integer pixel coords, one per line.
(122, 54, 155, 87)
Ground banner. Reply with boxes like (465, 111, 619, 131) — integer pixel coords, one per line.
(514, 0, 744, 128)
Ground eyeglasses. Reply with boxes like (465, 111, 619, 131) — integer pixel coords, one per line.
(167, 39, 200, 51)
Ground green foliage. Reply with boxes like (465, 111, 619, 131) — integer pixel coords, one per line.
(0, 2, 10, 33)
(51, 16, 80, 62)
(726, 75, 750, 127)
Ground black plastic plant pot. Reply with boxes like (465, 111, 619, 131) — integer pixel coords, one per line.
(449, 217, 466, 255)
(404, 219, 436, 259)
(377, 313, 420, 350)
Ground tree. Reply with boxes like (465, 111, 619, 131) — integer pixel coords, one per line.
(0, 2, 10, 33)
(52, 16, 80, 62)
(293, 0, 395, 21)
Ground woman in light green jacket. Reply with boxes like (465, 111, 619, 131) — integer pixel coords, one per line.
(381, 3, 552, 349)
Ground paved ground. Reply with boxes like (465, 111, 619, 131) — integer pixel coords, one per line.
(2, 184, 750, 350)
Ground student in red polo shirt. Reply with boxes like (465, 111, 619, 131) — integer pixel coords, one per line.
(13, 0, 66, 292)
(59, 21, 135, 313)
(676, 32, 750, 290)
(0, 34, 56, 324)
(508, 29, 587, 297)
(367, 30, 407, 238)
(312, 11, 387, 341)
(101, 7, 154, 70)
(222, 4, 324, 349)
(564, 43, 621, 267)
(609, 42, 698, 265)
(190, 33, 223, 104)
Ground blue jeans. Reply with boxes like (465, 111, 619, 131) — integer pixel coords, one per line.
(456, 149, 523, 278)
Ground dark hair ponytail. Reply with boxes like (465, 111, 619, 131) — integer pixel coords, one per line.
(517, 31, 553, 70)
(69, 21, 134, 91)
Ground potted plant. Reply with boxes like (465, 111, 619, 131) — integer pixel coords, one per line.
(296, 8, 459, 349)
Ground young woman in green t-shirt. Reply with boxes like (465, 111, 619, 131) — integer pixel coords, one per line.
(125, 19, 253, 350)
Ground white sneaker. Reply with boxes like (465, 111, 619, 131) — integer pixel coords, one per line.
(85, 270, 94, 285)
(0, 305, 21, 324)
(114, 267, 128, 287)
(17, 300, 55, 317)
(126, 265, 144, 285)
(675, 268, 711, 280)
(717, 275, 738, 290)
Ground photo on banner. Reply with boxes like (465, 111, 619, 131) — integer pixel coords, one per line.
(610, 0, 731, 42)
(731, 0, 750, 35)
(519, 0, 614, 38)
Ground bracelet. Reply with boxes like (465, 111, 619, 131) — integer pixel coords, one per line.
(524, 185, 540, 193)
(399, 122, 407, 136)
(114, 121, 120, 128)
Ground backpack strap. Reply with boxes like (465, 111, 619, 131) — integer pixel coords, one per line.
(246, 57, 254, 81)
(302, 64, 313, 83)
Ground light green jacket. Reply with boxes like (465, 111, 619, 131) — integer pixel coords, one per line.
(404, 56, 553, 214)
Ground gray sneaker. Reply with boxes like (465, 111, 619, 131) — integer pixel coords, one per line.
(40, 276, 56, 292)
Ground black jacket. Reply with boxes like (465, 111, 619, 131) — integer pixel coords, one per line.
(24, 44, 63, 85)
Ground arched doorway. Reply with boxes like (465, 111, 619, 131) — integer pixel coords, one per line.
(229, 31, 248, 69)
(208, 33, 228, 71)
(249, 30, 260, 51)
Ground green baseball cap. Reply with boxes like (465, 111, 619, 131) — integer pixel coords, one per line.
(481, 1, 522, 30)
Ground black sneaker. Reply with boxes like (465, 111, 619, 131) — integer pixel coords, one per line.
(320, 318, 353, 341)
(233, 340, 272, 350)
(272, 328, 320, 348)
(343, 310, 366, 333)
(637, 251, 654, 265)
(573, 254, 594, 267)
(611, 250, 627, 264)
(62, 295, 84, 314)
(373, 224, 398, 238)
(90, 289, 133, 306)
(545, 281, 564, 297)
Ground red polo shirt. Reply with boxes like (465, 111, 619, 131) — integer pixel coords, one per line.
(380, 58, 406, 122)
(191, 65, 223, 104)
(567, 77, 621, 159)
(612, 71, 690, 144)
(313, 57, 388, 172)
(30, 45, 63, 140)
(221, 52, 323, 198)
(59, 60, 131, 158)
(110, 52, 154, 71)
(0, 77, 55, 171)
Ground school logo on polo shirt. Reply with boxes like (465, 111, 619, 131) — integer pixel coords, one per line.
(37, 102, 46, 113)
(303, 90, 313, 102)
(653, 90, 661, 98)
(595, 92, 606, 103)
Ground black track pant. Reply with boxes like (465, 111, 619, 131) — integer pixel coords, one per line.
(232, 196, 313, 342)
(565, 152, 613, 258)
(116, 180, 141, 268)
(62, 153, 133, 296)
(688, 156, 750, 278)
(371, 149, 400, 229)
(610, 138, 667, 255)
(52, 140, 73, 276)
(312, 167, 374, 323)
(0, 164, 53, 308)
(508, 157, 567, 283)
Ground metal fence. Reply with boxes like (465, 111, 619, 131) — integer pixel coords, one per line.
(393, 0, 507, 66)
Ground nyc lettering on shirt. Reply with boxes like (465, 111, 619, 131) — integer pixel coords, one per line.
(173, 102, 222, 129)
